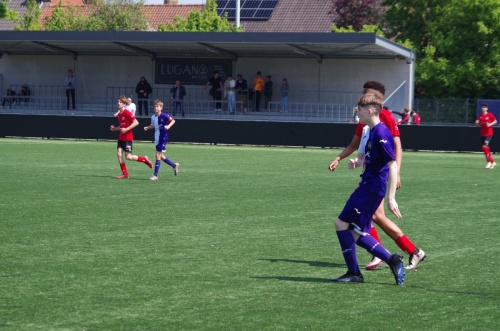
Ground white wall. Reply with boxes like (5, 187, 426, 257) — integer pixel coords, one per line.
(0, 54, 411, 106)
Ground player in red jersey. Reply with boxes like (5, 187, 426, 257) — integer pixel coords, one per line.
(410, 110, 421, 125)
(110, 96, 153, 179)
(329, 81, 426, 270)
(475, 103, 497, 169)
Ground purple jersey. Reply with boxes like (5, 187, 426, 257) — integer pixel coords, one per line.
(157, 113, 172, 144)
(359, 122, 395, 197)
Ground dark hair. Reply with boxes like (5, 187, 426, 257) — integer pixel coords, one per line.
(363, 81, 386, 96)
(481, 103, 488, 107)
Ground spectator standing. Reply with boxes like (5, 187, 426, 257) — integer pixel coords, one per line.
(410, 110, 421, 125)
(135, 76, 153, 116)
(109, 96, 153, 179)
(224, 75, 236, 114)
(64, 69, 76, 110)
(235, 74, 248, 112)
(263, 75, 273, 111)
(206, 71, 223, 112)
(1, 88, 17, 108)
(253, 71, 264, 111)
(280, 78, 289, 113)
(475, 103, 497, 169)
(170, 80, 186, 117)
(143, 99, 179, 180)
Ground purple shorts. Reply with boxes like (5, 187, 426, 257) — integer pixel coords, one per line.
(338, 187, 384, 234)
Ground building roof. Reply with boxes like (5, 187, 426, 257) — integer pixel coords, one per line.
(0, 31, 415, 63)
(2, 1, 203, 31)
(239, 0, 333, 33)
(2, 0, 332, 32)
(0, 0, 29, 31)
(39, 4, 203, 31)
(143, 5, 203, 30)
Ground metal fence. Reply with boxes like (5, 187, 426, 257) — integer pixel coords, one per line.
(412, 98, 476, 124)
(0, 82, 490, 125)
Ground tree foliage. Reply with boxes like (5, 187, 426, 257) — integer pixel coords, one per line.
(0, 0, 8, 19)
(160, 0, 240, 32)
(14, 0, 42, 31)
(330, 0, 384, 31)
(44, 0, 149, 31)
(383, 0, 500, 98)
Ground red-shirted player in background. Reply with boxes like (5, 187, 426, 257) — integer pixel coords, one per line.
(110, 96, 153, 179)
(410, 110, 421, 125)
(476, 103, 497, 169)
(329, 81, 426, 270)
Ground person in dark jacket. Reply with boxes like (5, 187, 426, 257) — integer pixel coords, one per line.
(263, 75, 273, 111)
(170, 80, 187, 117)
(135, 76, 153, 116)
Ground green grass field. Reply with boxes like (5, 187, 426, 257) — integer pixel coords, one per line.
(0, 138, 499, 330)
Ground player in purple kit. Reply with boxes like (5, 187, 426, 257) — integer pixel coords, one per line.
(144, 100, 179, 180)
(332, 93, 405, 285)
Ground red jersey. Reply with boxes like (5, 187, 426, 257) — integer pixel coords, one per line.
(412, 113, 421, 125)
(117, 109, 136, 141)
(355, 109, 400, 137)
(477, 112, 496, 137)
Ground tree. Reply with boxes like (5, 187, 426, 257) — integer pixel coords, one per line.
(0, 0, 8, 19)
(330, 0, 385, 31)
(383, 0, 500, 98)
(44, 0, 149, 31)
(14, 0, 42, 31)
(161, 0, 241, 32)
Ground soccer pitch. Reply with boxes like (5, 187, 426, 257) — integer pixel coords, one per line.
(0, 138, 498, 330)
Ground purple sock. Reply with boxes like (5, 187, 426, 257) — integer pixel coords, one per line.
(163, 157, 176, 168)
(154, 160, 161, 176)
(336, 230, 360, 274)
(356, 235, 391, 262)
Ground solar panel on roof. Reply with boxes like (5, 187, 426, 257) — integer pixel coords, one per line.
(216, 0, 278, 21)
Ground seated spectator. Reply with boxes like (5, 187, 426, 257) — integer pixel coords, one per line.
(411, 110, 421, 125)
(1, 89, 17, 108)
(393, 107, 410, 124)
(20, 84, 31, 103)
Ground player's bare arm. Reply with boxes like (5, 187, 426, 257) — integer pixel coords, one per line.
(393, 136, 403, 189)
(121, 119, 139, 134)
(329, 135, 361, 171)
(165, 118, 176, 130)
(386, 160, 401, 219)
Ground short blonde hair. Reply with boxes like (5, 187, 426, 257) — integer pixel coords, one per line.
(154, 99, 164, 108)
(357, 93, 383, 112)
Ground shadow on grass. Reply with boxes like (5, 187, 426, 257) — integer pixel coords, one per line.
(259, 258, 345, 268)
(76, 174, 151, 181)
(252, 276, 332, 283)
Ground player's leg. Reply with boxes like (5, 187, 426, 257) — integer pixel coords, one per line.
(372, 200, 426, 270)
(482, 137, 493, 168)
(150, 150, 163, 180)
(332, 218, 363, 282)
(160, 142, 179, 176)
(123, 141, 152, 168)
(365, 201, 386, 270)
(352, 224, 405, 286)
(116, 142, 128, 178)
